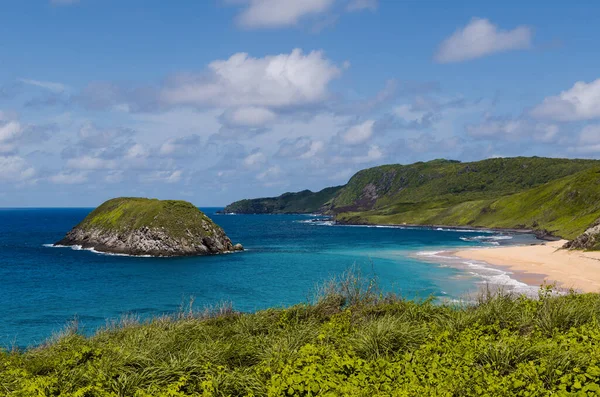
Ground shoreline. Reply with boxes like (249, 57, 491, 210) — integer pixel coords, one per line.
(452, 240, 600, 293)
(226, 213, 562, 241)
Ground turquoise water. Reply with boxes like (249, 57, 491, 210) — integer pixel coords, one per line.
(0, 208, 539, 348)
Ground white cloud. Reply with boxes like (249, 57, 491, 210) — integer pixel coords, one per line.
(125, 143, 149, 159)
(105, 171, 124, 184)
(299, 140, 325, 159)
(19, 78, 67, 93)
(466, 117, 561, 143)
(394, 104, 428, 123)
(243, 151, 267, 167)
(0, 155, 35, 182)
(257, 165, 282, 180)
(530, 78, 600, 121)
(0, 121, 22, 143)
(66, 155, 117, 170)
(221, 106, 277, 127)
(231, 0, 335, 28)
(435, 18, 532, 63)
(466, 118, 526, 138)
(534, 124, 560, 143)
(161, 49, 341, 109)
(49, 171, 88, 184)
(364, 145, 383, 162)
(141, 170, 183, 184)
(568, 126, 600, 154)
(579, 125, 600, 145)
(341, 120, 375, 145)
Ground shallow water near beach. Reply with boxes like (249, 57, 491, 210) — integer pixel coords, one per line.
(0, 208, 540, 348)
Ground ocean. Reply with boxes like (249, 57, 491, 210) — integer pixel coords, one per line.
(0, 208, 540, 348)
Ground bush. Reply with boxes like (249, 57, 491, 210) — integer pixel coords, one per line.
(2, 274, 600, 396)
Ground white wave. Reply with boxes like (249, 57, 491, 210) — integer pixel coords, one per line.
(413, 248, 539, 296)
(414, 250, 458, 260)
(463, 260, 538, 295)
(297, 219, 334, 226)
(460, 235, 513, 244)
(44, 243, 154, 258)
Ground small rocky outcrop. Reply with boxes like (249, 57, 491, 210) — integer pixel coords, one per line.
(55, 197, 244, 257)
(564, 219, 600, 250)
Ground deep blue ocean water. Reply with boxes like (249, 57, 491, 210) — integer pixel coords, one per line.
(0, 208, 540, 348)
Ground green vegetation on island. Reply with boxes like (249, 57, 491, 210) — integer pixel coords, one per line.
(56, 197, 242, 257)
(221, 186, 344, 214)
(2, 272, 600, 396)
(223, 157, 600, 243)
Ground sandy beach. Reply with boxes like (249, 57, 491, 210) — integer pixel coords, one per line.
(454, 240, 600, 293)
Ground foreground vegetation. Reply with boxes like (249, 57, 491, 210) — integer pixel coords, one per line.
(2, 273, 600, 396)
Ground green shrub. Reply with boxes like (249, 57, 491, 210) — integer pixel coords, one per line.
(3, 276, 600, 396)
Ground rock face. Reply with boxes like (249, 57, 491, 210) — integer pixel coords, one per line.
(564, 220, 600, 250)
(55, 197, 244, 257)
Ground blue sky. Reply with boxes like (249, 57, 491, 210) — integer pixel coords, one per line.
(1, 0, 600, 207)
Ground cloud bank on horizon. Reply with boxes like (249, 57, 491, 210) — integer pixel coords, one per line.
(0, 0, 598, 206)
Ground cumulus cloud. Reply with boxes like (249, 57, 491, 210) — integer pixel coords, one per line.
(0, 120, 22, 145)
(257, 165, 282, 180)
(159, 135, 203, 158)
(229, 0, 335, 28)
(579, 125, 600, 145)
(66, 155, 118, 170)
(0, 115, 54, 153)
(161, 49, 341, 109)
(341, 120, 375, 145)
(276, 137, 324, 159)
(435, 18, 532, 63)
(49, 171, 88, 184)
(140, 170, 183, 184)
(466, 116, 561, 143)
(570, 125, 600, 153)
(243, 151, 267, 168)
(221, 106, 277, 127)
(332, 144, 383, 164)
(0, 155, 35, 182)
(530, 78, 600, 121)
(76, 122, 134, 149)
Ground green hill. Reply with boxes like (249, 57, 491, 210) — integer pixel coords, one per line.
(337, 166, 600, 240)
(222, 157, 600, 241)
(55, 197, 242, 256)
(221, 186, 344, 214)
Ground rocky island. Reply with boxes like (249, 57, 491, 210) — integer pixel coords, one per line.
(55, 197, 243, 257)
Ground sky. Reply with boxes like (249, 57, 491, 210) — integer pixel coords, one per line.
(1, 0, 600, 207)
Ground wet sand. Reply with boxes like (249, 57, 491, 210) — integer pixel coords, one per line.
(454, 240, 600, 293)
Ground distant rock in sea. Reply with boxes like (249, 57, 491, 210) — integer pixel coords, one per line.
(55, 197, 244, 257)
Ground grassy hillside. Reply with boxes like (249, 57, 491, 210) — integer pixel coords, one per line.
(2, 274, 600, 396)
(336, 166, 600, 240)
(331, 157, 600, 212)
(77, 197, 219, 239)
(222, 186, 343, 214)
(221, 157, 600, 240)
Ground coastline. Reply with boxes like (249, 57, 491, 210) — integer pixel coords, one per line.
(453, 240, 600, 293)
